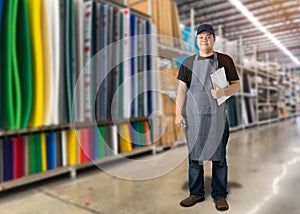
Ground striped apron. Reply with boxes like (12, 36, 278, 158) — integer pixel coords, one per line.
(185, 52, 227, 161)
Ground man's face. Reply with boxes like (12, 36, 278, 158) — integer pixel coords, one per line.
(196, 31, 215, 52)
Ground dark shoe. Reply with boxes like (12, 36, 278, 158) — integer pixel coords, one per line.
(180, 195, 205, 207)
(214, 198, 229, 211)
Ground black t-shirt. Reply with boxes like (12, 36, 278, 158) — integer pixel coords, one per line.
(177, 52, 239, 88)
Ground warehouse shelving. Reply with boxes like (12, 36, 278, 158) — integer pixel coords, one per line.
(0, 0, 157, 192)
(0, 145, 154, 191)
(157, 43, 192, 59)
(278, 66, 300, 119)
(236, 39, 293, 127)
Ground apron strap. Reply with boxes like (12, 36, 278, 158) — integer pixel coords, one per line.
(213, 52, 218, 69)
(194, 52, 218, 70)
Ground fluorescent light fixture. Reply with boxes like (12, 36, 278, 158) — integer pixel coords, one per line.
(229, 0, 300, 65)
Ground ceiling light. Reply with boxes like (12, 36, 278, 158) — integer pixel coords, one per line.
(229, 0, 300, 65)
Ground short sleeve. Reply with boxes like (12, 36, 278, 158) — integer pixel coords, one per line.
(177, 56, 193, 88)
(177, 64, 188, 82)
(222, 55, 239, 83)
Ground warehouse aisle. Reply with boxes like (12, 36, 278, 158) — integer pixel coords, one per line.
(0, 117, 300, 214)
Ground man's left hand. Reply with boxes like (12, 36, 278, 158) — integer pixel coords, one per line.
(211, 82, 224, 99)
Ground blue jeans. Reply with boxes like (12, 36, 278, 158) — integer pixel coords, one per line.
(188, 121, 229, 199)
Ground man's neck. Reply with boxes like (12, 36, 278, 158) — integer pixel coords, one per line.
(199, 50, 214, 57)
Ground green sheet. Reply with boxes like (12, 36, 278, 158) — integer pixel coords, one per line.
(0, 0, 22, 129)
(17, 0, 33, 129)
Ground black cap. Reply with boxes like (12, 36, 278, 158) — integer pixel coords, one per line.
(196, 24, 215, 36)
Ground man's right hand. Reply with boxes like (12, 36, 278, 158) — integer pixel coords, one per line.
(175, 114, 186, 127)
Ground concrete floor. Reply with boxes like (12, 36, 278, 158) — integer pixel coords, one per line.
(0, 117, 300, 214)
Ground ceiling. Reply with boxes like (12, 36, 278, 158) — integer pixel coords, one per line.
(174, 0, 300, 68)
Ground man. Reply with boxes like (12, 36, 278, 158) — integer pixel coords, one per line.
(175, 24, 240, 211)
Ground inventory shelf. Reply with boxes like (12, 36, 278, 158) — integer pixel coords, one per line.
(0, 117, 150, 138)
(257, 85, 278, 91)
(229, 126, 243, 132)
(240, 92, 257, 97)
(243, 122, 257, 129)
(0, 166, 71, 191)
(74, 146, 155, 174)
(257, 70, 277, 80)
(257, 117, 279, 125)
(280, 113, 299, 120)
(237, 64, 277, 80)
(155, 140, 186, 153)
(257, 103, 278, 107)
(0, 0, 155, 193)
(157, 43, 192, 59)
(0, 146, 154, 192)
(0, 116, 153, 192)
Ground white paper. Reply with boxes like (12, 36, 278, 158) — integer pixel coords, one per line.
(210, 67, 231, 105)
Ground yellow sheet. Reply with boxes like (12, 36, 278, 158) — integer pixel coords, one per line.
(41, 0, 52, 125)
(119, 124, 133, 153)
(41, 133, 47, 171)
(26, 0, 44, 127)
(67, 129, 78, 165)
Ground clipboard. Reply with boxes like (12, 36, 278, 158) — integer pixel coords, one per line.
(210, 67, 231, 105)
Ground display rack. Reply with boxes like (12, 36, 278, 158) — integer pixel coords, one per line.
(156, 45, 189, 148)
(236, 38, 295, 128)
(235, 64, 257, 128)
(0, 0, 157, 192)
(278, 66, 300, 119)
(0, 145, 154, 191)
(256, 57, 279, 125)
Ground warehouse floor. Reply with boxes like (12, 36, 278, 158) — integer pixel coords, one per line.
(0, 117, 300, 214)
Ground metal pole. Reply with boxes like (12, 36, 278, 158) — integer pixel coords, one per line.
(190, 8, 195, 52)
